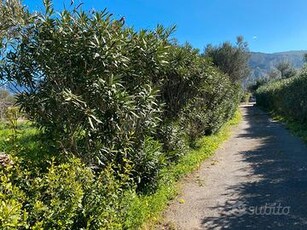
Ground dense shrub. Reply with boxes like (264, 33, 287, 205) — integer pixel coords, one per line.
(0, 160, 28, 230)
(160, 44, 209, 120)
(155, 122, 187, 162)
(0, 0, 246, 227)
(0, 156, 135, 229)
(158, 44, 242, 146)
(10, 8, 165, 155)
(180, 69, 241, 143)
(1, 1, 243, 187)
(256, 70, 307, 124)
(1, 3, 171, 189)
(0, 113, 242, 229)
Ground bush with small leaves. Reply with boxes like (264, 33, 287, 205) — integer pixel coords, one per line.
(0, 159, 28, 230)
(0, 156, 137, 229)
(256, 70, 307, 124)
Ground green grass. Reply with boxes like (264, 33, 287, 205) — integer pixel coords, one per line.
(0, 121, 58, 169)
(125, 110, 242, 229)
(0, 120, 37, 152)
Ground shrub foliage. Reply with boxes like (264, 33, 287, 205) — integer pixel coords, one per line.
(0, 0, 246, 228)
(256, 70, 307, 124)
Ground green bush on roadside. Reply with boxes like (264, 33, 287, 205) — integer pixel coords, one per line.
(256, 70, 307, 124)
(0, 0, 246, 228)
(0, 156, 137, 229)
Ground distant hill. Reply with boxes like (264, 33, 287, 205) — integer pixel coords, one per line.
(249, 50, 307, 80)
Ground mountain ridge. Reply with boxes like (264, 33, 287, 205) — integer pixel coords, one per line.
(248, 50, 306, 81)
(251, 50, 307, 55)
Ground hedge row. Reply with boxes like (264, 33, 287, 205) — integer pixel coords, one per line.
(256, 69, 307, 124)
(0, 1, 243, 229)
(0, 113, 241, 229)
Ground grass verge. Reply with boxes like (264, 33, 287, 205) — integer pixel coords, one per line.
(125, 110, 242, 229)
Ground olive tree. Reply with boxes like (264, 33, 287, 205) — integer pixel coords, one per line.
(204, 36, 250, 83)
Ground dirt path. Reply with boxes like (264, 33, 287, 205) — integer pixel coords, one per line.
(161, 104, 307, 230)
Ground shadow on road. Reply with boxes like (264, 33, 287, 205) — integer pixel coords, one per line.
(201, 105, 307, 229)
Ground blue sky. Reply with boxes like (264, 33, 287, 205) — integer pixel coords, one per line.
(23, 0, 307, 53)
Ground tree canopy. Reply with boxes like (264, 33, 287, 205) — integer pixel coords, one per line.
(204, 36, 250, 83)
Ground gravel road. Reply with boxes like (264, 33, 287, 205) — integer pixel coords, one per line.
(161, 104, 307, 230)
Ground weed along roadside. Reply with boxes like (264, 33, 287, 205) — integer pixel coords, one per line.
(1, 0, 248, 229)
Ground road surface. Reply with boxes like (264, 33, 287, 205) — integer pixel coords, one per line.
(162, 104, 307, 230)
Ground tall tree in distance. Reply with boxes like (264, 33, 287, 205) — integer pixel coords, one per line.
(266, 61, 296, 80)
(204, 36, 250, 83)
(275, 61, 296, 79)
